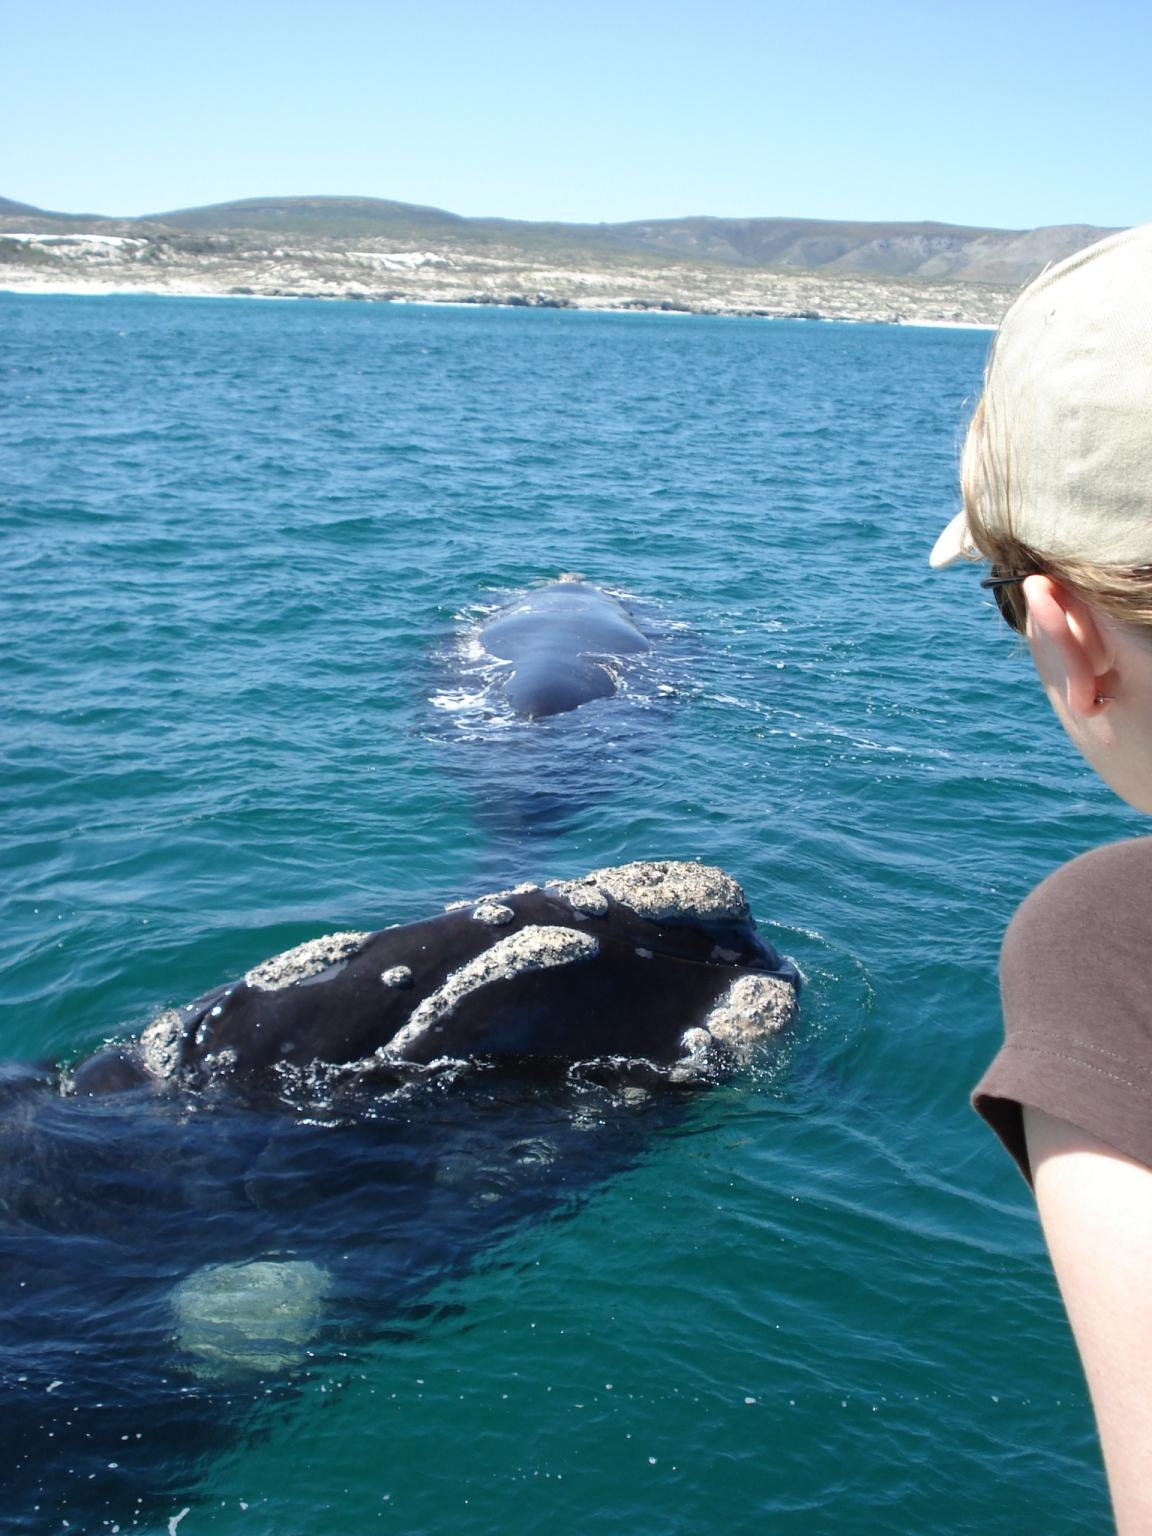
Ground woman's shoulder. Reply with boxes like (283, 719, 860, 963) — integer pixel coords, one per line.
(1004, 836, 1152, 993)
(987, 837, 1152, 1180)
(1011, 837, 1152, 931)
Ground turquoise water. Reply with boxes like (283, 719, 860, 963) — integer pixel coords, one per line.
(2, 294, 1137, 1533)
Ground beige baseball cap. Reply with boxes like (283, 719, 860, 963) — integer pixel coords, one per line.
(930, 222, 1152, 570)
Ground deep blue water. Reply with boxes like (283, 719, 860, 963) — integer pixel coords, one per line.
(2, 293, 1138, 1533)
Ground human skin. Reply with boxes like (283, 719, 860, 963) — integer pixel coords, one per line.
(1020, 573, 1152, 1534)
(1026, 1106, 1152, 1535)
(1022, 575, 1152, 815)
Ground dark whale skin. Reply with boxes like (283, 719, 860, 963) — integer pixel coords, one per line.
(5, 863, 797, 1531)
(478, 579, 650, 719)
(69, 862, 798, 1098)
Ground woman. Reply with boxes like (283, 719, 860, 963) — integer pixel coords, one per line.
(930, 222, 1152, 1533)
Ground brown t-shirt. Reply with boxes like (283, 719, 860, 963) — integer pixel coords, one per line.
(973, 837, 1152, 1184)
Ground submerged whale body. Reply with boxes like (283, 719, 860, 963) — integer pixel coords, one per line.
(478, 577, 650, 719)
(4, 862, 797, 1530)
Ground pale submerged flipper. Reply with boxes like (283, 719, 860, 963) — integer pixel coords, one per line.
(171, 1258, 331, 1379)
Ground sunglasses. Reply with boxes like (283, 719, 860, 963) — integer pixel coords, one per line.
(980, 570, 1028, 634)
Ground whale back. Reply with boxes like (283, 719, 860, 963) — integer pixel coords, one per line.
(501, 652, 616, 718)
(479, 581, 650, 718)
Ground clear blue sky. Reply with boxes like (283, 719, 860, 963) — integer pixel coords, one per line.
(5, 0, 1150, 230)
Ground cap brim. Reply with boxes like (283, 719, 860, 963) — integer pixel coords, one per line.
(929, 511, 978, 569)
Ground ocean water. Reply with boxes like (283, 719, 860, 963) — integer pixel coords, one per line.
(1, 293, 1138, 1534)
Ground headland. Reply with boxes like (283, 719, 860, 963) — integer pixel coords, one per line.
(0, 195, 1118, 327)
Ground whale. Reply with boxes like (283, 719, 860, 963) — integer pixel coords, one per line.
(477, 577, 651, 719)
(1, 862, 797, 1531)
(69, 860, 797, 1097)
(435, 579, 669, 865)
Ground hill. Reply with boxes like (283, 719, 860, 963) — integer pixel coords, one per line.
(0, 193, 1121, 325)
(1, 194, 1117, 285)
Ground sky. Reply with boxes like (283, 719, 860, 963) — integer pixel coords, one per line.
(5, 0, 1151, 231)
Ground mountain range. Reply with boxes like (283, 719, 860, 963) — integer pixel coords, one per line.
(0, 194, 1116, 287)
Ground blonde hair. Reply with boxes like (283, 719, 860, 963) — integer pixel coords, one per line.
(961, 394, 1152, 630)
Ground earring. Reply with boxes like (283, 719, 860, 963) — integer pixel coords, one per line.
(1094, 694, 1115, 705)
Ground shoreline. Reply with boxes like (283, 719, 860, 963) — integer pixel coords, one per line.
(0, 226, 1016, 328)
(0, 276, 998, 330)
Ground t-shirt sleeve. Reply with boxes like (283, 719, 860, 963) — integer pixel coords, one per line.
(973, 836, 1152, 1184)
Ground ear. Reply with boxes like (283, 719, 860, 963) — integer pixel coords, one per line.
(1021, 575, 1116, 718)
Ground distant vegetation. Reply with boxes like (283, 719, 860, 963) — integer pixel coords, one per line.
(0, 193, 1117, 286)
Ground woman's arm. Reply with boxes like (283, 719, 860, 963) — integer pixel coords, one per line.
(1026, 1105, 1152, 1535)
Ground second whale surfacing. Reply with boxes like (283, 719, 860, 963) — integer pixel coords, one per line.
(4, 862, 797, 1529)
(477, 576, 651, 719)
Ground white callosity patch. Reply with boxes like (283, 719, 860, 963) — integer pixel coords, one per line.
(202, 1046, 239, 1077)
(245, 931, 370, 991)
(701, 974, 797, 1053)
(585, 861, 750, 924)
(545, 878, 610, 918)
(445, 883, 539, 914)
(171, 1258, 331, 1379)
(472, 902, 514, 926)
(380, 965, 413, 989)
(670, 976, 796, 1082)
(671, 1026, 717, 1080)
(680, 1026, 713, 1054)
(139, 1009, 186, 1080)
(382, 926, 599, 1057)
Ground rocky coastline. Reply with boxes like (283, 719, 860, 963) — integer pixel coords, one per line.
(0, 228, 1015, 326)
